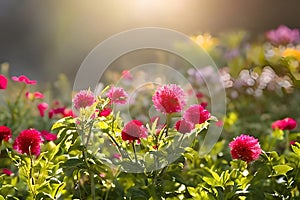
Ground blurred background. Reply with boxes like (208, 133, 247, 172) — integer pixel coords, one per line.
(1, 0, 300, 83)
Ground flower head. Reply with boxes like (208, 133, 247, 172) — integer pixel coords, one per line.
(13, 129, 43, 156)
(175, 119, 194, 134)
(0, 126, 12, 142)
(183, 104, 211, 125)
(12, 75, 37, 85)
(26, 91, 44, 100)
(107, 86, 128, 104)
(0, 74, 8, 90)
(266, 25, 299, 45)
(152, 84, 186, 114)
(41, 130, 57, 141)
(121, 120, 148, 142)
(229, 134, 262, 163)
(99, 107, 112, 117)
(272, 117, 297, 130)
(37, 102, 48, 117)
(73, 90, 95, 110)
(1, 168, 13, 176)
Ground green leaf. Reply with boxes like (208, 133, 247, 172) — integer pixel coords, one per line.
(273, 165, 293, 176)
(0, 185, 15, 197)
(0, 195, 4, 200)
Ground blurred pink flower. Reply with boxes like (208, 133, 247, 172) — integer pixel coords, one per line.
(152, 84, 186, 114)
(183, 104, 211, 125)
(0, 74, 8, 89)
(175, 119, 194, 134)
(37, 102, 48, 117)
(122, 70, 133, 80)
(26, 91, 44, 100)
(0, 125, 12, 142)
(272, 117, 297, 130)
(73, 90, 95, 110)
(107, 86, 128, 104)
(121, 120, 148, 143)
(12, 75, 37, 85)
(229, 134, 261, 163)
(13, 129, 43, 156)
(41, 130, 57, 141)
(266, 25, 299, 45)
(113, 153, 122, 160)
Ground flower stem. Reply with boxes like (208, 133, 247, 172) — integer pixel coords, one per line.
(29, 151, 37, 199)
(132, 142, 138, 163)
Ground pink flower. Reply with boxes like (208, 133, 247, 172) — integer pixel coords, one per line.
(0, 125, 12, 142)
(41, 130, 57, 141)
(272, 117, 297, 130)
(107, 86, 128, 104)
(1, 168, 13, 176)
(266, 25, 299, 45)
(13, 129, 43, 156)
(12, 75, 37, 85)
(121, 120, 148, 142)
(99, 107, 112, 117)
(175, 119, 194, 134)
(229, 134, 262, 163)
(26, 91, 44, 100)
(122, 70, 133, 80)
(183, 104, 211, 125)
(63, 108, 75, 118)
(37, 103, 48, 117)
(113, 153, 122, 160)
(152, 84, 186, 114)
(73, 90, 95, 110)
(0, 74, 8, 89)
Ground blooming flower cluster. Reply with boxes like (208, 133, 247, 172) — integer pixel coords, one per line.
(272, 117, 297, 130)
(229, 134, 262, 163)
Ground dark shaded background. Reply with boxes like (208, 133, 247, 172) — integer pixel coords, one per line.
(1, 0, 300, 83)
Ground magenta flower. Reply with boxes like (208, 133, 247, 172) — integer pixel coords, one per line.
(152, 84, 186, 114)
(12, 75, 37, 85)
(37, 102, 48, 117)
(0, 74, 8, 90)
(99, 107, 112, 117)
(113, 153, 122, 160)
(121, 120, 148, 143)
(272, 117, 297, 130)
(175, 119, 194, 134)
(266, 25, 299, 45)
(183, 104, 211, 125)
(0, 125, 12, 142)
(41, 130, 57, 141)
(229, 134, 262, 163)
(1, 168, 13, 176)
(73, 90, 95, 110)
(107, 86, 128, 104)
(13, 129, 43, 156)
(122, 70, 133, 80)
(26, 91, 44, 100)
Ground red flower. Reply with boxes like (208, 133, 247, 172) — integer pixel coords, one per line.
(26, 91, 44, 100)
(152, 84, 186, 114)
(175, 119, 194, 134)
(121, 120, 148, 142)
(0, 74, 8, 89)
(272, 117, 297, 130)
(229, 134, 262, 163)
(183, 104, 211, 125)
(13, 129, 43, 156)
(1, 168, 13, 176)
(99, 107, 112, 117)
(37, 102, 48, 117)
(0, 126, 12, 142)
(63, 108, 75, 118)
(107, 86, 128, 104)
(12, 75, 37, 85)
(41, 130, 57, 141)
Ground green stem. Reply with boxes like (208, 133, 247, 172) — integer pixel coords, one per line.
(285, 130, 290, 154)
(82, 148, 96, 200)
(132, 142, 138, 163)
(29, 150, 37, 199)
